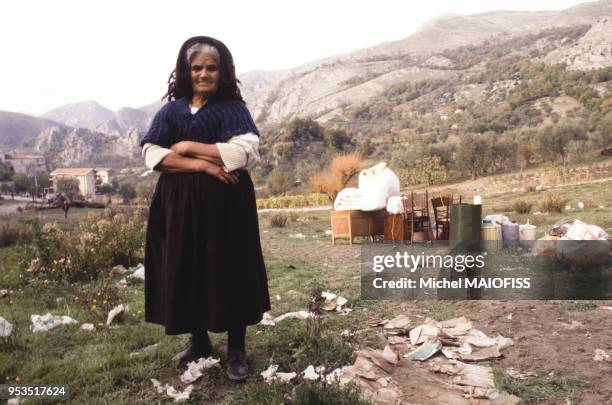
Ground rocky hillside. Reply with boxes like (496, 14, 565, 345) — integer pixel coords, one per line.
(240, 0, 612, 124)
(0, 111, 68, 151)
(1, 1, 610, 171)
(42, 100, 114, 129)
(30, 126, 140, 168)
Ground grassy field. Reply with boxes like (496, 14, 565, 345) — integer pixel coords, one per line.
(1, 177, 611, 404)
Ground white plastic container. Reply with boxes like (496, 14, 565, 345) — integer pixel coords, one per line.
(519, 220, 537, 247)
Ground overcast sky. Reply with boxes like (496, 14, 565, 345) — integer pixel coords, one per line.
(0, 0, 590, 115)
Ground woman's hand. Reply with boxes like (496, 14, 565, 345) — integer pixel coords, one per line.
(170, 141, 192, 156)
(199, 161, 239, 185)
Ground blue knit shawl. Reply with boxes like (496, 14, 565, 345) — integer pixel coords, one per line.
(139, 96, 259, 148)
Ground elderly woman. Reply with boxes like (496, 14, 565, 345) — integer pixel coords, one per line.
(139, 36, 270, 382)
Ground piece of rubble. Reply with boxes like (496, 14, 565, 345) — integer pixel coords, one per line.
(116, 278, 128, 288)
(30, 313, 78, 333)
(261, 364, 279, 383)
(151, 379, 193, 402)
(80, 323, 95, 331)
(368, 318, 389, 327)
(593, 349, 611, 362)
(597, 305, 612, 311)
(458, 346, 502, 361)
(0, 315, 13, 337)
(128, 265, 145, 280)
(112, 265, 128, 275)
(0, 289, 12, 299)
(276, 371, 297, 383)
(404, 340, 442, 361)
(106, 304, 127, 326)
(259, 312, 275, 326)
(320, 291, 349, 312)
(289, 233, 306, 239)
(383, 314, 411, 335)
(409, 323, 440, 345)
(431, 360, 494, 391)
(261, 364, 297, 384)
(387, 335, 407, 345)
(180, 357, 220, 383)
(303, 365, 320, 380)
(273, 311, 316, 323)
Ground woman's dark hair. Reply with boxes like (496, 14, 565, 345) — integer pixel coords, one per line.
(164, 36, 242, 102)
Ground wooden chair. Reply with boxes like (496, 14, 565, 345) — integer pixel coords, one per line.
(431, 193, 453, 240)
(403, 191, 431, 241)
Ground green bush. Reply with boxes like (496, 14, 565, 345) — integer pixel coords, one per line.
(20, 208, 146, 282)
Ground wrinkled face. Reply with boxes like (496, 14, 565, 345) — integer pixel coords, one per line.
(190, 52, 220, 97)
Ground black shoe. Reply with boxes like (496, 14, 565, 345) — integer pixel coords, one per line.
(173, 334, 213, 366)
(226, 350, 248, 382)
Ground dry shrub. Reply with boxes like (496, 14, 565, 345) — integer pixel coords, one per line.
(310, 153, 363, 202)
(581, 200, 598, 209)
(512, 200, 533, 214)
(540, 193, 569, 213)
(269, 214, 288, 228)
(526, 185, 537, 192)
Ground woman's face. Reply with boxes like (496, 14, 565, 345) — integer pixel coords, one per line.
(190, 52, 220, 97)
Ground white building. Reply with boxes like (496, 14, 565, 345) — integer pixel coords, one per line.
(50, 168, 97, 198)
(93, 167, 112, 185)
(0, 152, 47, 176)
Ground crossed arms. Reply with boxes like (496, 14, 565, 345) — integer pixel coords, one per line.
(142, 133, 260, 184)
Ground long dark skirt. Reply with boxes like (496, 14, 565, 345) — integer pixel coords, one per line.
(144, 170, 270, 335)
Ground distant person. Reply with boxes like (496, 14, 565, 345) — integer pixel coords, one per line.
(61, 197, 70, 219)
(139, 36, 270, 382)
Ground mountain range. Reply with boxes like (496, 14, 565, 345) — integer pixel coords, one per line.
(0, 0, 610, 169)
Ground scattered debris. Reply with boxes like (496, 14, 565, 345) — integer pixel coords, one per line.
(80, 323, 95, 331)
(320, 291, 350, 313)
(324, 230, 332, 236)
(30, 313, 78, 333)
(111, 264, 128, 275)
(341, 316, 518, 403)
(289, 233, 306, 239)
(259, 312, 276, 326)
(431, 360, 494, 398)
(597, 305, 612, 312)
(116, 278, 128, 288)
(593, 349, 611, 362)
(382, 314, 411, 335)
(106, 304, 127, 326)
(0, 315, 13, 337)
(180, 357, 220, 383)
(405, 340, 442, 361)
(0, 289, 12, 299)
(303, 365, 321, 380)
(128, 264, 145, 281)
(273, 311, 316, 323)
(151, 379, 193, 402)
(260, 364, 297, 384)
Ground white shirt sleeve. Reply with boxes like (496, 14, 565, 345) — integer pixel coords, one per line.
(142, 142, 172, 172)
(142, 133, 260, 173)
(216, 132, 260, 172)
